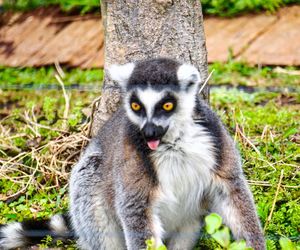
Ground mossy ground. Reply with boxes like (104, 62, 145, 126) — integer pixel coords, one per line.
(0, 63, 299, 249)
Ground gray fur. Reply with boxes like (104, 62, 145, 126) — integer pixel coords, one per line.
(69, 58, 265, 249)
(0, 58, 265, 250)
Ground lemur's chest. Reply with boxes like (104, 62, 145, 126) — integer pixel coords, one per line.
(150, 124, 216, 231)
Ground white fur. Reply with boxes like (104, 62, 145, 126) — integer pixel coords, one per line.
(122, 64, 202, 130)
(122, 82, 214, 238)
(124, 88, 170, 129)
(70, 146, 125, 249)
(167, 220, 201, 249)
(177, 64, 201, 89)
(126, 79, 198, 131)
(151, 120, 216, 233)
(152, 213, 164, 247)
(50, 214, 68, 234)
(107, 63, 135, 88)
(0, 222, 24, 249)
(211, 180, 247, 240)
(123, 94, 146, 129)
(137, 88, 165, 118)
(215, 198, 242, 237)
(120, 69, 215, 234)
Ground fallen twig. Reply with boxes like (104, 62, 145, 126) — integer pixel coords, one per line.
(235, 124, 261, 155)
(55, 74, 70, 130)
(264, 169, 284, 232)
(199, 69, 214, 95)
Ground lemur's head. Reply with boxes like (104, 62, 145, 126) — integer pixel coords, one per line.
(108, 58, 202, 150)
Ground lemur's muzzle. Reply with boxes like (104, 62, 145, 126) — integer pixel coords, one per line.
(142, 123, 168, 150)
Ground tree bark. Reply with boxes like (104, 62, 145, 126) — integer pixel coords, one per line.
(92, 0, 208, 136)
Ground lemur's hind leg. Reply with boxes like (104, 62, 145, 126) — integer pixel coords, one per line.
(71, 185, 126, 250)
(70, 153, 126, 250)
(212, 177, 265, 250)
(74, 202, 125, 250)
(167, 220, 201, 250)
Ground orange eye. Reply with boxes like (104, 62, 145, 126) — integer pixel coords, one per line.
(131, 102, 141, 111)
(163, 102, 174, 111)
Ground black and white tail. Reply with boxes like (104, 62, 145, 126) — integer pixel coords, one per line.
(0, 214, 74, 250)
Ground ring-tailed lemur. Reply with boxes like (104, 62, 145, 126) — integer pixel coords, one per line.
(0, 58, 265, 250)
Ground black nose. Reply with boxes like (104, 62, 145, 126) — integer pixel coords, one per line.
(142, 123, 167, 141)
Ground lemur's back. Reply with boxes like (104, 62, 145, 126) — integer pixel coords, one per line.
(69, 107, 142, 211)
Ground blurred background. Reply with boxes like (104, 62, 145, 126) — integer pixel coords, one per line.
(0, 1, 299, 249)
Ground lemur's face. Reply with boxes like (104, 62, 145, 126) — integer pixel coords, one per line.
(125, 87, 178, 150)
(108, 58, 201, 150)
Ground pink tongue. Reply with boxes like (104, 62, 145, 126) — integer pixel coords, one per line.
(147, 140, 160, 150)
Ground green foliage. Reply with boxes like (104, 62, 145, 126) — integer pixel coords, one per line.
(68, 102, 84, 127)
(209, 83, 299, 248)
(0, 66, 103, 88)
(39, 235, 54, 248)
(3, 0, 100, 14)
(3, 0, 299, 15)
(209, 61, 300, 88)
(145, 238, 167, 250)
(43, 97, 58, 122)
(39, 235, 77, 249)
(279, 238, 299, 250)
(266, 239, 277, 250)
(204, 214, 300, 250)
(204, 214, 253, 250)
(229, 241, 251, 250)
(0, 89, 99, 224)
(0, 186, 69, 223)
(207, 61, 300, 249)
(211, 226, 231, 248)
(205, 212, 223, 234)
(201, 0, 299, 17)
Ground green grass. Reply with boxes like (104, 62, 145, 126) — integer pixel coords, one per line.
(0, 89, 99, 218)
(201, 0, 299, 17)
(2, 0, 299, 16)
(1, 62, 298, 90)
(2, 0, 100, 14)
(0, 63, 299, 248)
(208, 61, 300, 88)
(210, 88, 299, 247)
(0, 66, 103, 89)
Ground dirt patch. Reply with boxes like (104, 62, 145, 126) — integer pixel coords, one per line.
(204, 14, 277, 62)
(0, 7, 103, 68)
(0, 6, 299, 67)
(239, 6, 300, 66)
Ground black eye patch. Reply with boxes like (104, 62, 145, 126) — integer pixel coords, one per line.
(154, 93, 177, 117)
(129, 93, 146, 116)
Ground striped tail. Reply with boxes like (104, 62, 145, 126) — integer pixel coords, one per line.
(0, 214, 74, 250)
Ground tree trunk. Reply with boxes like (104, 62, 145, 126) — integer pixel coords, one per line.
(91, 0, 208, 136)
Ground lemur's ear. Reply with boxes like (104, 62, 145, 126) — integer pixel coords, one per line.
(107, 63, 135, 89)
(177, 64, 201, 91)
